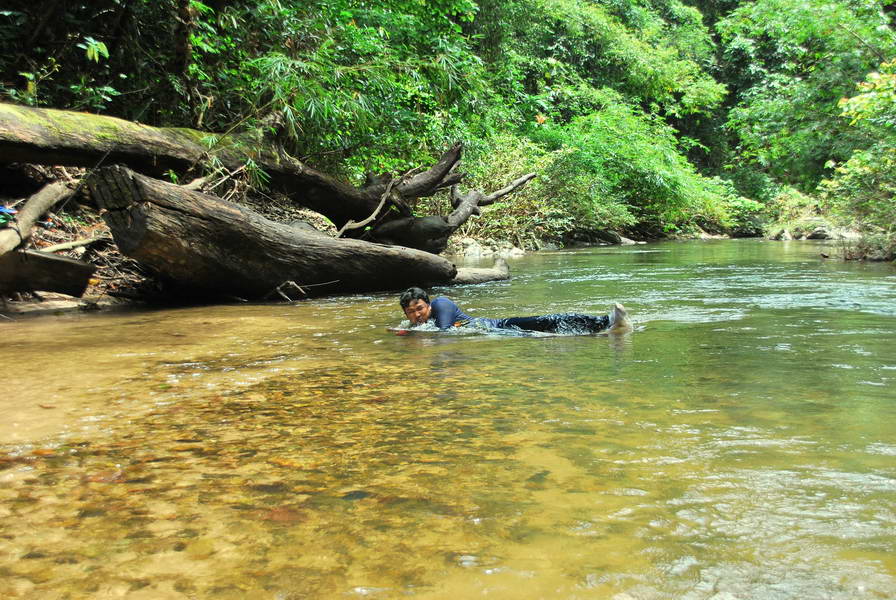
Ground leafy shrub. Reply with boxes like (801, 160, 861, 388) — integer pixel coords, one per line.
(820, 60, 896, 258)
(762, 186, 828, 237)
(822, 148, 896, 232)
(703, 177, 766, 236)
(528, 91, 736, 235)
(718, 0, 894, 190)
(765, 186, 820, 225)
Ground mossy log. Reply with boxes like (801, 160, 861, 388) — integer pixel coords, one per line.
(0, 103, 534, 254)
(87, 165, 504, 299)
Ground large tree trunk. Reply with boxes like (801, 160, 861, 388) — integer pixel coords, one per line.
(87, 165, 471, 299)
(0, 103, 534, 254)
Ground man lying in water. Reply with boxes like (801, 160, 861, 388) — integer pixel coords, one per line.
(399, 287, 631, 334)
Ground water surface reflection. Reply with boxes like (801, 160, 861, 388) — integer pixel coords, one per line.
(2, 240, 894, 599)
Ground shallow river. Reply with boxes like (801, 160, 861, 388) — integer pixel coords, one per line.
(2, 239, 895, 599)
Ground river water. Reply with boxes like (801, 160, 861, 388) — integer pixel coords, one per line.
(2, 239, 895, 599)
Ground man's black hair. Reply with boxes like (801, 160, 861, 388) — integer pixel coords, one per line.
(399, 287, 430, 309)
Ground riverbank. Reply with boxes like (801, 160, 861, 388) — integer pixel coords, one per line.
(3, 195, 888, 322)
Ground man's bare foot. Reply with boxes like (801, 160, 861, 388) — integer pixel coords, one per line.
(607, 302, 632, 332)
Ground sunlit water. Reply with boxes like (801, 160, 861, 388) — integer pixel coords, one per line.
(2, 239, 895, 599)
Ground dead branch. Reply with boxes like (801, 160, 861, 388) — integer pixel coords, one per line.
(0, 181, 74, 255)
(336, 168, 417, 237)
(182, 176, 210, 191)
(0, 249, 96, 297)
(393, 143, 465, 198)
(482, 172, 538, 205)
(41, 236, 112, 253)
(336, 181, 394, 237)
(446, 173, 536, 228)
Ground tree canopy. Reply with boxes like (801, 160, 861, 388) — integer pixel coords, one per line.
(1, 0, 894, 253)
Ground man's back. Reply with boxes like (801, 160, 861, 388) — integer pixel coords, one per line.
(429, 296, 473, 329)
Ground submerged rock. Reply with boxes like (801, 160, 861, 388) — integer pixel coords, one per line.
(806, 227, 831, 240)
(594, 230, 622, 244)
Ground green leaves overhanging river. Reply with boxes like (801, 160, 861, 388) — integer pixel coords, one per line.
(2, 240, 895, 599)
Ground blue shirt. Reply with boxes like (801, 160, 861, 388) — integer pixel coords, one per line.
(429, 297, 473, 329)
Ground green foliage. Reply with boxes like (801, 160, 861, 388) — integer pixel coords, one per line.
(154, 0, 509, 176)
(721, 192, 766, 237)
(718, 0, 895, 190)
(235, 5, 491, 172)
(77, 37, 109, 63)
(450, 134, 573, 247)
(819, 60, 896, 257)
(15, 0, 896, 247)
(764, 186, 822, 227)
(528, 92, 736, 234)
(473, 0, 725, 121)
(7, 61, 58, 107)
(822, 146, 896, 229)
(839, 59, 896, 132)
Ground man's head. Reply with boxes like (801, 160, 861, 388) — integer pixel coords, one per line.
(400, 287, 431, 325)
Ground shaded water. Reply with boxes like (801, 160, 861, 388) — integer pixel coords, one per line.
(2, 239, 895, 599)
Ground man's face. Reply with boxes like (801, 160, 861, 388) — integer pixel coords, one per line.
(404, 299, 431, 325)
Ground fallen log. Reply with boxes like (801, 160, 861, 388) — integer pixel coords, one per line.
(452, 258, 510, 285)
(0, 102, 407, 229)
(87, 165, 463, 299)
(0, 103, 534, 253)
(0, 249, 95, 297)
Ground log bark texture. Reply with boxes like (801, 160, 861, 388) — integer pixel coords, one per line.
(0, 250, 95, 297)
(87, 165, 460, 298)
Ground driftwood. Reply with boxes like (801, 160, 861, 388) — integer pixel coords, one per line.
(87, 165, 463, 298)
(452, 258, 510, 285)
(0, 249, 95, 297)
(0, 181, 72, 255)
(0, 103, 534, 254)
(0, 179, 94, 298)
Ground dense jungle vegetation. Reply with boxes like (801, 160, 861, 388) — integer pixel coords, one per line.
(2, 0, 894, 257)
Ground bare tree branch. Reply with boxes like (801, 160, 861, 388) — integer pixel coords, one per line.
(41, 236, 112, 253)
(336, 178, 398, 237)
(394, 143, 465, 198)
(482, 172, 537, 205)
(0, 181, 74, 256)
(445, 173, 536, 229)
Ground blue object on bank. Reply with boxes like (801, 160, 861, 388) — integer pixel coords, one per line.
(0, 206, 15, 226)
